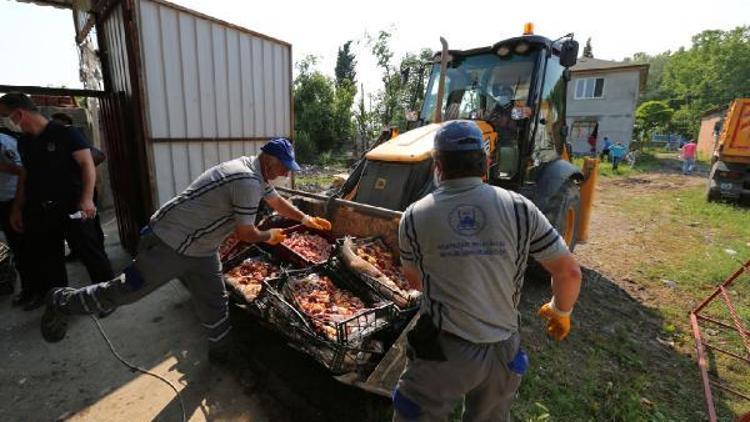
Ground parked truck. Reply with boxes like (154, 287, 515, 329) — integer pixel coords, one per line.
(707, 98, 750, 203)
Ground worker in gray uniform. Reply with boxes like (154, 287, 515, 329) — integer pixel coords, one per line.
(40, 137, 331, 363)
(392, 120, 582, 421)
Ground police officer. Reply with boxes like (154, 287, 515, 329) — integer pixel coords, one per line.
(393, 120, 582, 421)
(0, 93, 114, 310)
(39, 138, 331, 363)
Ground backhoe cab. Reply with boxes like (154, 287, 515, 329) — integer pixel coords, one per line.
(337, 25, 596, 250)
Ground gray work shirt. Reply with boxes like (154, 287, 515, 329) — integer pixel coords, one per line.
(150, 156, 277, 257)
(399, 177, 568, 343)
(0, 134, 20, 202)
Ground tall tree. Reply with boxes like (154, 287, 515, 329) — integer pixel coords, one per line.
(635, 100, 674, 140)
(583, 37, 594, 58)
(335, 40, 357, 87)
(293, 55, 336, 155)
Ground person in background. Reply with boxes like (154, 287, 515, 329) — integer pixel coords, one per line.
(600, 136, 612, 162)
(609, 140, 627, 171)
(680, 139, 698, 175)
(0, 130, 33, 304)
(50, 112, 107, 262)
(0, 93, 114, 310)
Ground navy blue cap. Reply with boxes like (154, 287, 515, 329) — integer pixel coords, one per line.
(434, 120, 484, 152)
(261, 137, 301, 172)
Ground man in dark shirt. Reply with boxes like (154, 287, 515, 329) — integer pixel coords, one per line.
(0, 93, 114, 310)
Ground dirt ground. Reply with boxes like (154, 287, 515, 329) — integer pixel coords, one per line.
(0, 157, 730, 421)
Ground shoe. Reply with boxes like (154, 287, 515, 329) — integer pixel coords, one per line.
(23, 294, 45, 311)
(41, 289, 71, 343)
(97, 308, 115, 319)
(12, 291, 33, 307)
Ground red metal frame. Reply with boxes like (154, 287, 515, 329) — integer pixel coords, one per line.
(690, 258, 750, 421)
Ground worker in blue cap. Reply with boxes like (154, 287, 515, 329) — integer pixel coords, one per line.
(392, 120, 582, 420)
(40, 137, 331, 364)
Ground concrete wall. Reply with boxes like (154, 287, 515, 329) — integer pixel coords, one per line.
(566, 69, 641, 154)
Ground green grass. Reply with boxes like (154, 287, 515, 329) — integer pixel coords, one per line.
(616, 185, 750, 417)
(572, 150, 661, 178)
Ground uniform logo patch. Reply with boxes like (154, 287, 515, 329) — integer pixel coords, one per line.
(448, 205, 486, 236)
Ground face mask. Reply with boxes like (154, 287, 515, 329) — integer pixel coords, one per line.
(2, 116, 22, 133)
(270, 175, 290, 187)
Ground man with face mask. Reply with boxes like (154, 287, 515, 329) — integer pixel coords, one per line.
(39, 137, 331, 363)
(392, 120, 582, 421)
(0, 93, 114, 310)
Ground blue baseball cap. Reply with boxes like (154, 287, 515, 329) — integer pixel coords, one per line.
(434, 120, 484, 152)
(261, 137, 301, 172)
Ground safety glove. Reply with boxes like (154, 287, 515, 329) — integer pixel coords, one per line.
(302, 215, 332, 231)
(537, 298, 572, 341)
(265, 228, 287, 245)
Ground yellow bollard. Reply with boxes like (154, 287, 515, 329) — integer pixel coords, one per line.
(577, 157, 599, 243)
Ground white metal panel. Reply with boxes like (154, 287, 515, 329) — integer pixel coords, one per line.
(138, 0, 291, 205)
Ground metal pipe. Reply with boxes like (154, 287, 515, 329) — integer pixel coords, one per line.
(275, 187, 402, 220)
(702, 342, 750, 365)
(433, 37, 449, 123)
(692, 259, 750, 314)
(697, 314, 750, 338)
(708, 380, 750, 401)
(690, 312, 718, 422)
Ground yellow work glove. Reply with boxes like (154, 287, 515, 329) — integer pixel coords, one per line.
(537, 299, 572, 341)
(302, 215, 332, 231)
(264, 228, 286, 245)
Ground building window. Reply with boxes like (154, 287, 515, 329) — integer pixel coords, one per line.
(574, 78, 605, 99)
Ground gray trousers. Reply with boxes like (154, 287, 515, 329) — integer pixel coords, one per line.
(56, 232, 231, 344)
(393, 332, 522, 422)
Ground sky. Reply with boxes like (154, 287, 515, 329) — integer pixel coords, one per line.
(1, 0, 749, 98)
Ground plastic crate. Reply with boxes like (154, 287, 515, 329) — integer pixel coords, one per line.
(280, 266, 395, 346)
(334, 237, 421, 311)
(262, 282, 386, 374)
(222, 246, 284, 314)
(261, 224, 335, 268)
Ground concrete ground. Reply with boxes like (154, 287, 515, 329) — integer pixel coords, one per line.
(0, 214, 283, 421)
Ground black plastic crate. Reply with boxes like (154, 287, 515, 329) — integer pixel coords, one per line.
(261, 284, 386, 374)
(222, 246, 284, 314)
(334, 237, 421, 311)
(257, 217, 335, 268)
(280, 266, 395, 346)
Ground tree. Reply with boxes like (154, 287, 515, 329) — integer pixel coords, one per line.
(635, 100, 674, 140)
(293, 55, 336, 155)
(335, 40, 357, 87)
(583, 37, 594, 58)
(369, 30, 401, 129)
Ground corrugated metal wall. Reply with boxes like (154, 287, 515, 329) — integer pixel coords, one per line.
(137, 0, 292, 205)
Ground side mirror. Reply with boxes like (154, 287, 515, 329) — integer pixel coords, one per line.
(560, 40, 579, 68)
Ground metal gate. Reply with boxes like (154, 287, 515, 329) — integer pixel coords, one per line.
(96, 0, 154, 253)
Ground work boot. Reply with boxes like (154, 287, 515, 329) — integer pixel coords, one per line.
(41, 288, 74, 343)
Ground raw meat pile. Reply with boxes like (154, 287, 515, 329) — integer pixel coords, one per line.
(282, 231, 332, 263)
(225, 258, 280, 301)
(289, 273, 368, 340)
(354, 241, 411, 293)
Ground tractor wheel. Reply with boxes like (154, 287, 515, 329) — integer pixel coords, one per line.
(546, 179, 582, 252)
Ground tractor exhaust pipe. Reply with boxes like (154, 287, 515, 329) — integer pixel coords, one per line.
(433, 37, 449, 123)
